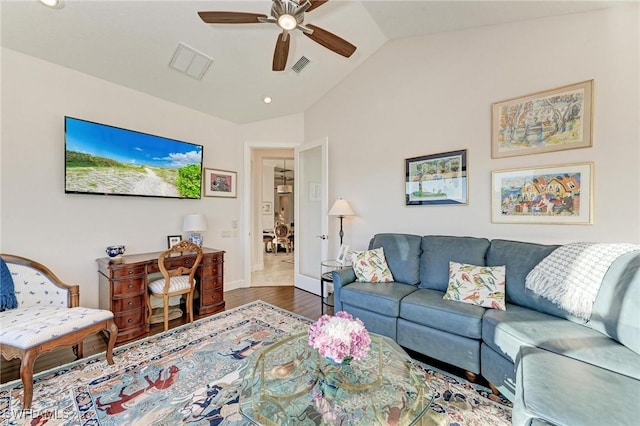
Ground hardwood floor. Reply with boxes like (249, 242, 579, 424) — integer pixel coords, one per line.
(0, 286, 326, 384)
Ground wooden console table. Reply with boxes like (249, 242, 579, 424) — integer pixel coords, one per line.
(96, 248, 225, 343)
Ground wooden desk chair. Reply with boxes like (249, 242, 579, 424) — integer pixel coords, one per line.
(0, 254, 118, 409)
(147, 240, 203, 331)
(273, 223, 291, 255)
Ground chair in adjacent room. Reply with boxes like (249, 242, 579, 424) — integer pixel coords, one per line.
(147, 240, 203, 331)
(273, 223, 292, 255)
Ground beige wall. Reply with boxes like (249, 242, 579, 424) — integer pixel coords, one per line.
(0, 48, 244, 307)
(305, 5, 640, 255)
(2, 6, 639, 307)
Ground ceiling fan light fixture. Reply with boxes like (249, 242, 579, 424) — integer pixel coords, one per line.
(276, 159, 293, 194)
(39, 0, 64, 9)
(277, 184, 293, 194)
(277, 14, 297, 31)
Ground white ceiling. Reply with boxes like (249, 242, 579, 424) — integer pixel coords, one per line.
(0, 0, 624, 124)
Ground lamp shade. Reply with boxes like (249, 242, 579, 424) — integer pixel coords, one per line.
(328, 198, 354, 217)
(183, 214, 207, 232)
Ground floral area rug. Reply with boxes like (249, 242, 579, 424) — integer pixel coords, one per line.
(0, 301, 511, 425)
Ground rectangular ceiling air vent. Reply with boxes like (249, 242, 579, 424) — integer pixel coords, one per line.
(291, 56, 311, 73)
(169, 42, 213, 80)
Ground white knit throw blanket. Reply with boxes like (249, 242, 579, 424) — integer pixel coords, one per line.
(525, 242, 640, 320)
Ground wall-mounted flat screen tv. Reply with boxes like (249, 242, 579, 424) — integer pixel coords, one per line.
(65, 116, 203, 199)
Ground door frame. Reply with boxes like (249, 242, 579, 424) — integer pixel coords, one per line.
(243, 141, 300, 289)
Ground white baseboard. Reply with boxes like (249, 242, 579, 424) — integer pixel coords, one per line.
(224, 279, 247, 292)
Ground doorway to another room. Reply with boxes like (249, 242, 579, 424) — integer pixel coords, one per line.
(251, 154, 294, 287)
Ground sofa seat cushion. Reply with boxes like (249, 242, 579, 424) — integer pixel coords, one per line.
(341, 282, 417, 317)
(514, 346, 640, 426)
(400, 289, 484, 339)
(419, 235, 490, 291)
(0, 306, 114, 350)
(483, 303, 640, 380)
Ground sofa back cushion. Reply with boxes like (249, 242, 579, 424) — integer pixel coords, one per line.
(588, 251, 640, 355)
(368, 233, 422, 285)
(419, 235, 490, 291)
(486, 239, 578, 319)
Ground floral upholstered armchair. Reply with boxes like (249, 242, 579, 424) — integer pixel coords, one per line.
(0, 254, 118, 409)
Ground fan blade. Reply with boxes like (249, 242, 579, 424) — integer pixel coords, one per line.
(198, 11, 268, 24)
(305, 24, 356, 58)
(273, 32, 290, 71)
(307, 0, 329, 12)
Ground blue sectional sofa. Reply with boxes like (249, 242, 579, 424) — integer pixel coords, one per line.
(332, 233, 640, 426)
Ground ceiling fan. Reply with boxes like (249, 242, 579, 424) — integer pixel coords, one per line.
(198, 0, 357, 71)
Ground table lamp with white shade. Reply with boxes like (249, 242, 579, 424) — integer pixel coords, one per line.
(328, 198, 355, 246)
(183, 213, 207, 247)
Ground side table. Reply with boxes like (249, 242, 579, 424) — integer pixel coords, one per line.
(320, 260, 351, 315)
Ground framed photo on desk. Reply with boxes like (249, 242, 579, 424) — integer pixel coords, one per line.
(167, 235, 181, 248)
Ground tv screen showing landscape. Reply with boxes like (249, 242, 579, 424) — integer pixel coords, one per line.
(65, 116, 203, 199)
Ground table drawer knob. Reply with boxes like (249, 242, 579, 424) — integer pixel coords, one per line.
(128, 283, 133, 288)
(128, 318, 133, 323)
(128, 270, 133, 275)
(128, 301, 133, 306)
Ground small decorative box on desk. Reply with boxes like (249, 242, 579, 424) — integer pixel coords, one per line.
(96, 248, 225, 343)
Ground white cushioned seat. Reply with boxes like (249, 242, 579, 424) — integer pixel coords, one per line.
(0, 306, 114, 350)
(148, 275, 191, 294)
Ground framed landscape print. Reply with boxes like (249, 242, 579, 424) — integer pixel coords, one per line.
(405, 149, 468, 206)
(491, 80, 593, 158)
(491, 162, 593, 224)
(204, 168, 237, 198)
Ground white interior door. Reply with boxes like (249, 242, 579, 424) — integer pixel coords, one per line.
(294, 138, 328, 295)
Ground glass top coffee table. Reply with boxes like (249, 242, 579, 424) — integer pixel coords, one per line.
(239, 331, 435, 425)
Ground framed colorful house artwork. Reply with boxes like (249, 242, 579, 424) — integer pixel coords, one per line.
(405, 149, 468, 206)
(204, 168, 237, 198)
(491, 162, 593, 224)
(491, 80, 593, 158)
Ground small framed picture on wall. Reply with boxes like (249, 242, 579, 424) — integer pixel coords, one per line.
(204, 168, 237, 198)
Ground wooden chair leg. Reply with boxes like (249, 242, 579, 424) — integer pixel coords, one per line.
(105, 319, 118, 365)
(20, 349, 37, 409)
(147, 293, 153, 323)
(188, 292, 194, 323)
(163, 296, 169, 331)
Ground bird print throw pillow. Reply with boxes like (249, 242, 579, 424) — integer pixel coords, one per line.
(350, 247, 395, 283)
(443, 262, 506, 310)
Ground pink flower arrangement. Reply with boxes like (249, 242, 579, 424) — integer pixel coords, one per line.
(308, 311, 371, 363)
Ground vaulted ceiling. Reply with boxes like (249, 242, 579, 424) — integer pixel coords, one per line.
(0, 1, 621, 123)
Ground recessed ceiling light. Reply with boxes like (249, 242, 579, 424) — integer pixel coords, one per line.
(263, 96, 272, 104)
(39, 0, 65, 9)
